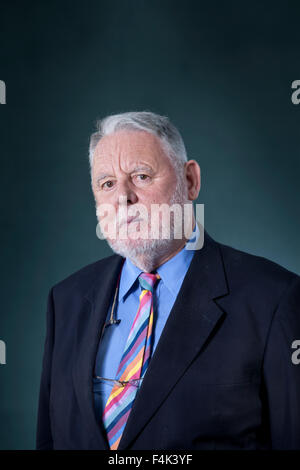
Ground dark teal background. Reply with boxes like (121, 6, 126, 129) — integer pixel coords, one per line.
(0, 0, 299, 449)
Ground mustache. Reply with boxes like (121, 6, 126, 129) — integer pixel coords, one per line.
(118, 215, 143, 228)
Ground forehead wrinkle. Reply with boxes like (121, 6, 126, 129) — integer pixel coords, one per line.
(121, 161, 155, 173)
(93, 130, 164, 176)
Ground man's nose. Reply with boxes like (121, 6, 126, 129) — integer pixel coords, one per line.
(116, 180, 138, 206)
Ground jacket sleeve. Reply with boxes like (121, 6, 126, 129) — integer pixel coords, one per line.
(262, 275, 300, 449)
(36, 287, 55, 450)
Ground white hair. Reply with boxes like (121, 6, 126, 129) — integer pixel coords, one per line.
(88, 111, 187, 175)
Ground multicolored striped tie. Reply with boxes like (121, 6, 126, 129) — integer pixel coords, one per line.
(102, 271, 160, 450)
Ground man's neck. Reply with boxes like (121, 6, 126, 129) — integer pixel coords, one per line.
(154, 238, 188, 267)
(128, 218, 196, 273)
(128, 239, 186, 273)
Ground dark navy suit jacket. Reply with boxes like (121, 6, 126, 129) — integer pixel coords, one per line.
(36, 230, 300, 450)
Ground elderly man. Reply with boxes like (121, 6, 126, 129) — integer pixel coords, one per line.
(36, 111, 300, 450)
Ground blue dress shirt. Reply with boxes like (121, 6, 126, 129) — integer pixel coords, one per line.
(93, 222, 200, 419)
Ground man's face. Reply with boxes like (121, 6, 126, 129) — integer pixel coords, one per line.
(91, 129, 189, 257)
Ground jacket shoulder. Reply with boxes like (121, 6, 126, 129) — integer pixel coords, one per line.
(50, 253, 121, 299)
(215, 236, 299, 294)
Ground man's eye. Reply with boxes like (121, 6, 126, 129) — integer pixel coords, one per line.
(135, 174, 150, 181)
(102, 180, 114, 189)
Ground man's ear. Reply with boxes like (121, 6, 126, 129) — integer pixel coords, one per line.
(184, 160, 201, 201)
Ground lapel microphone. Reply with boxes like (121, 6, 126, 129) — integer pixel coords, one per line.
(109, 319, 121, 325)
(103, 259, 126, 329)
(102, 318, 121, 332)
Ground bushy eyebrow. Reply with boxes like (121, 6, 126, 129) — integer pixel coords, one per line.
(96, 173, 112, 182)
(96, 165, 154, 182)
(130, 165, 154, 174)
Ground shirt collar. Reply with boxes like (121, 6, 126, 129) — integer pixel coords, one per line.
(118, 256, 143, 303)
(156, 221, 199, 297)
(118, 220, 200, 301)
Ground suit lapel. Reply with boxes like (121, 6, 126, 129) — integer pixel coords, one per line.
(118, 230, 229, 450)
(72, 253, 124, 449)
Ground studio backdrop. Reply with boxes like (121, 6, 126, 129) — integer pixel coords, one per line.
(0, 0, 299, 449)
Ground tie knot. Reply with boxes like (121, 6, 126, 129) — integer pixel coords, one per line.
(138, 272, 160, 293)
